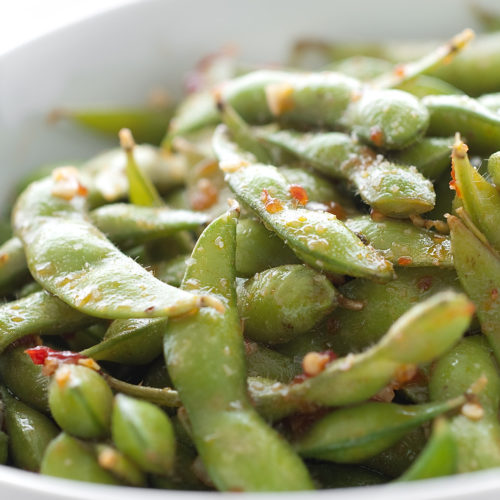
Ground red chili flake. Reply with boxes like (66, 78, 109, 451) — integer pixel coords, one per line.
(325, 201, 346, 220)
(260, 188, 283, 213)
(417, 275, 433, 292)
(394, 64, 406, 78)
(289, 184, 309, 206)
(449, 160, 462, 198)
(369, 126, 385, 148)
(76, 183, 89, 197)
(25, 346, 86, 366)
(397, 256, 413, 266)
(492, 289, 499, 301)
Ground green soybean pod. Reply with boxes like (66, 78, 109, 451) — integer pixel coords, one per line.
(259, 129, 435, 217)
(163, 91, 220, 147)
(389, 136, 454, 180)
(245, 341, 300, 383)
(429, 336, 500, 472)
(111, 393, 176, 475)
(341, 88, 429, 150)
(450, 138, 500, 252)
(48, 364, 113, 439)
(0, 345, 50, 413)
(249, 291, 472, 421)
(164, 208, 313, 491)
(152, 254, 190, 287)
(64, 106, 174, 145)
(13, 173, 204, 320)
(213, 126, 394, 281)
(0, 386, 59, 471)
(423, 95, 500, 155)
(364, 427, 427, 478)
(326, 56, 392, 80)
(398, 418, 457, 481)
(0, 290, 92, 355)
(81, 318, 165, 365)
(345, 215, 452, 268)
(431, 32, 500, 96)
(41, 432, 121, 485)
(397, 76, 463, 99)
(0, 237, 30, 295)
(235, 218, 299, 277)
(294, 397, 464, 463)
(449, 214, 500, 363)
(237, 265, 338, 344)
(328, 267, 462, 355)
(89, 203, 209, 246)
(425, 170, 456, 221)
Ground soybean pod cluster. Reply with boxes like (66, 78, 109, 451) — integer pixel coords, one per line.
(1, 23, 500, 492)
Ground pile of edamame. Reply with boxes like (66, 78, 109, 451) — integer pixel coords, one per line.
(1, 24, 500, 492)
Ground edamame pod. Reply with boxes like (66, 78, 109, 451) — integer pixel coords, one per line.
(90, 204, 209, 246)
(164, 91, 220, 146)
(64, 106, 174, 145)
(389, 136, 454, 180)
(295, 396, 464, 463)
(259, 129, 435, 217)
(327, 267, 462, 355)
(48, 364, 113, 439)
(238, 265, 337, 344)
(164, 208, 314, 491)
(449, 214, 500, 363)
(450, 138, 500, 251)
(41, 432, 121, 485)
(429, 336, 500, 472)
(345, 215, 452, 268)
(424, 95, 500, 155)
(103, 373, 180, 408)
(249, 291, 472, 421)
(398, 418, 457, 481)
(0, 290, 92, 355)
(1, 386, 59, 471)
(13, 171, 205, 320)
(221, 70, 428, 149)
(0, 345, 50, 413)
(112, 394, 176, 475)
(0, 237, 30, 295)
(81, 318, 165, 365)
(213, 126, 394, 281)
(245, 341, 299, 382)
(235, 218, 299, 277)
(152, 254, 190, 287)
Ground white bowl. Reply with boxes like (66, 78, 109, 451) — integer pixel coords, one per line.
(1, 0, 500, 498)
